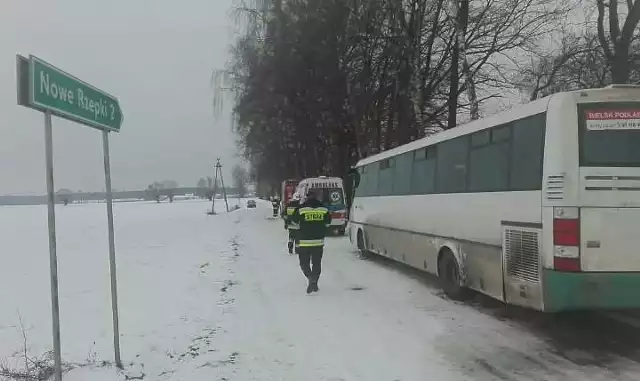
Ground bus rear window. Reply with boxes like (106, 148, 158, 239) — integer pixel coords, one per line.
(579, 102, 640, 167)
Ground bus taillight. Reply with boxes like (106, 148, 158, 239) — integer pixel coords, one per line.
(553, 207, 581, 272)
(553, 219, 579, 246)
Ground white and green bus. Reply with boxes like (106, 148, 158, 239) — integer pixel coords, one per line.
(348, 85, 640, 312)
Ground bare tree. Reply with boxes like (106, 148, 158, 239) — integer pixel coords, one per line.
(232, 164, 249, 198)
(56, 189, 73, 206)
(596, 0, 640, 83)
(196, 178, 207, 199)
(218, 0, 569, 188)
(517, 28, 640, 100)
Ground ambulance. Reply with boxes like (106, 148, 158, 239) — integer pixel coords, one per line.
(295, 176, 347, 235)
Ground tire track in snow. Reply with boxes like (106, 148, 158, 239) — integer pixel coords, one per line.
(327, 237, 640, 381)
(447, 298, 640, 379)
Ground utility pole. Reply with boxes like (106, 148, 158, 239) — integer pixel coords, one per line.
(209, 158, 229, 214)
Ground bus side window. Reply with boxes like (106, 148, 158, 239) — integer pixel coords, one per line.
(510, 113, 545, 191)
(355, 166, 368, 197)
(469, 125, 510, 192)
(411, 146, 437, 194)
(367, 162, 380, 196)
(393, 152, 413, 195)
(436, 136, 469, 193)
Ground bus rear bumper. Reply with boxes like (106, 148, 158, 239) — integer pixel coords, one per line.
(543, 269, 640, 312)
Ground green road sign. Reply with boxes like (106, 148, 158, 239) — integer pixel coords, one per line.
(28, 56, 123, 132)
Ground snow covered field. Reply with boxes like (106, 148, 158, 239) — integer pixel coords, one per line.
(2, 199, 640, 380)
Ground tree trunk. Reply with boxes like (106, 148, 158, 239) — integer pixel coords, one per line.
(612, 48, 631, 83)
(447, 32, 459, 129)
(596, 0, 640, 84)
(462, 58, 479, 119)
(456, 0, 478, 120)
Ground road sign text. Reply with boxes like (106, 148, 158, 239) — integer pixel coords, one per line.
(29, 56, 122, 131)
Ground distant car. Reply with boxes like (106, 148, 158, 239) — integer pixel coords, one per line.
(246, 200, 256, 208)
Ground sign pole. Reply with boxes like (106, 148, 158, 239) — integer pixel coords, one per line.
(19, 54, 125, 374)
(102, 130, 122, 369)
(44, 111, 63, 381)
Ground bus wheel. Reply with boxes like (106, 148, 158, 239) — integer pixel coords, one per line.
(438, 250, 467, 300)
(357, 230, 369, 258)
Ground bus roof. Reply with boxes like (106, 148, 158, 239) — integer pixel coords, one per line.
(355, 95, 555, 167)
(356, 84, 640, 168)
(356, 86, 640, 168)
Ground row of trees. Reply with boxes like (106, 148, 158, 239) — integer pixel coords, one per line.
(147, 180, 179, 202)
(196, 177, 219, 199)
(216, 0, 640, 189)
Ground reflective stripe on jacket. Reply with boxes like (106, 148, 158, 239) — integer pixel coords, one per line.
(297, 238, 324, 247)
(291, 199, 332, 248)
(284, 201, 301, 230)
(287, 222, 300, 230)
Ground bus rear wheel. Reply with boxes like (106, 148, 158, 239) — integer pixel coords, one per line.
(438, 250, 467, 301)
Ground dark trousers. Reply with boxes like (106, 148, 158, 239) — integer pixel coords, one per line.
(287, 229, 298, 252)
(297, 246, 323, 282)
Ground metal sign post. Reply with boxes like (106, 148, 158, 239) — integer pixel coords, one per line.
(102, 130, 122, 368)
(44, 111, 63, 381)
(17, 54, 125, 374)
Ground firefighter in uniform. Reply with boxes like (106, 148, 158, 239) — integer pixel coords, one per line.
(284, 193, 301, 254)
(271, 197, 280, 217)
(291, 189, 332, 293)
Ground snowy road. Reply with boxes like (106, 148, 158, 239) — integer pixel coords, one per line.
(205, 202, 640, 381)
(2, 200, 640, 380)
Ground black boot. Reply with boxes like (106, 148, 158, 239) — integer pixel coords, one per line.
(306, 280, 314, 294)
(288, 241, 293, 254)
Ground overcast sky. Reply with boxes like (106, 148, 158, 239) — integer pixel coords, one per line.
(0, 0, 238, 194)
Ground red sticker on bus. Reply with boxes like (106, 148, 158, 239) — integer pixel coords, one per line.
(585, 109, 640, 130)
(586, 110, 640, 120)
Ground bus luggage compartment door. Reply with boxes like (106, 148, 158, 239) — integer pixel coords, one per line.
(580, 207, 640, 272)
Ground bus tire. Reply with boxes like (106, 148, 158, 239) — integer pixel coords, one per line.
(357, 229, 370, 258)
(438, 249, 467, 301)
